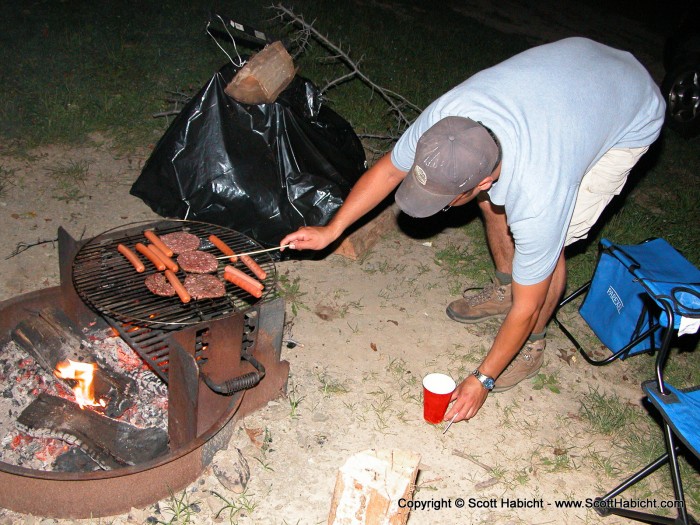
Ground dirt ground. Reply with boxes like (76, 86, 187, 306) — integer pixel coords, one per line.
(0, 3, 686, 525)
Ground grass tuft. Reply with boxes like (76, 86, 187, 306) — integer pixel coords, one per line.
(316, 370, 350, 396)
(287, 383, 304, 419)
(0, 165, 16, 198)
(578, 387, 640, 435)
(46, 159, 89, 202)
(212, 488, 258, 522)
(532, 373, 561, 394)
(153, 489, 200, 524)
(277, 274, 308, 317)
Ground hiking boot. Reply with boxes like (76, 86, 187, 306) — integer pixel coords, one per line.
(446, 278, 512, 324)
(492, 339, 546, 393)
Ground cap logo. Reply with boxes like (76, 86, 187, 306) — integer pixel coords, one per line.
(414, 165, 427, 186)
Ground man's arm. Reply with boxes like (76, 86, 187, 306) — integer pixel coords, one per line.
(444, 272, 553, 421)
(280, 153, 407, 251)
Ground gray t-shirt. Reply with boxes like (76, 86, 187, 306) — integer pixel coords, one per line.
(391, 37, 665, 285)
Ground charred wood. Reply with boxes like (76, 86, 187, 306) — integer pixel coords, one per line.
(17, 393, 168, 470)
(11, 308, 135, 417)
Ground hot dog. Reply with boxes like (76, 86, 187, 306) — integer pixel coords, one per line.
(208, 234, 238, 262)
(144, 230, 174, 257)
(240, 254, 267, 280)
(224, 265, 264, 290)
(223, 270, 263, 298)
(148, 243, 179, 273)
(117, 244, 145, 273)
(135, 243, 166, 271)
(165, 269, 191, 303)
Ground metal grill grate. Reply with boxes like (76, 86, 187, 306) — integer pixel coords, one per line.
(72, 220, 277, 327)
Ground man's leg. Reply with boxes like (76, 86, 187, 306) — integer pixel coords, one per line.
(446, 193, 515, 323)
(533, 250, 566, 334)
(494, 146, 650, 391)
(477, 192, 514, 276)
(492, 250, 565, 391)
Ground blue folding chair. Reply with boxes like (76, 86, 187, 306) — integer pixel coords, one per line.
(554, 238, 700, 366)
(554, 238, 700, 524)
(593, 319, 700, 525)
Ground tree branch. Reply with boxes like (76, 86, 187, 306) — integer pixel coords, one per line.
(6, 238, 58, 260)
(270, 4, 421, 141)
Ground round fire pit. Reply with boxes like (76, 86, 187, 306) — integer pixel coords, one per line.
(0, 222, 289, 518)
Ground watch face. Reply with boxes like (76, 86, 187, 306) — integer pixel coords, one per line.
(473, 370, 495, 390)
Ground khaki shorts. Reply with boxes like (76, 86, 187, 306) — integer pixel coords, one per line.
(565, 146, 649, 246)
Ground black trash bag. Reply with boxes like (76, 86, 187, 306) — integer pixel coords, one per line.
(130, 63, 366, 247)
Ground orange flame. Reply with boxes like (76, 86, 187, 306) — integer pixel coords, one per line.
(54, 360, 105, 409)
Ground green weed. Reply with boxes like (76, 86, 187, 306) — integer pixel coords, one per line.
(579, 387, 640, 435)
(368, 387, 396, 433)
(539, 445, 578, 473)
(253, 427, 274, 472)
(46, 159, 89, 202)
(277, 274, 308, 317)
(531, 373, 561, 394)
(434, 243, 471, 277)
(0, 165, 16, 198)
(619, 424, 666, 470)
(584, 449, 620, 478)
(287, 384, 304, 419)
(316, 370, 350, 396)
(362, 259, 407, 275)
(153, 489, 200, 524)
(212, 488, 258, 522)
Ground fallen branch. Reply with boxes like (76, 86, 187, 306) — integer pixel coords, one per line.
(152, 90, 194, 118)
(357, 133, 400, 161)
(6, 237, 58, 260)
(152, 109, 182, 118)
(358, 133, 397, 141)
(452, 449, 495, 474)
(153, 6, 422, 146)
(270, 4, 421, 139)
(452, 449, 501, 491)
(6, 226, 86, 260)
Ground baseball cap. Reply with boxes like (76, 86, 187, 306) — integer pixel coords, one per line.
(395, 117, 500, 218)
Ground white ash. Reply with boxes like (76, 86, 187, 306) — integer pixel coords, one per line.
(0, 327, 168, 471)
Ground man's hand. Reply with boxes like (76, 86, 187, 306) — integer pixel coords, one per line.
(444, 375, 489, 422)
(280, 225, 339, 252)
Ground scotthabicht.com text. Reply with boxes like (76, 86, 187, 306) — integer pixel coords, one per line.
(397, 497, 685, 512)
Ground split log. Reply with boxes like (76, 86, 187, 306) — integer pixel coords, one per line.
(328, 449, 421, 525)
(333, 205, 399, 260)
(11, 307, 135, 417)
(17, 393, 168, 470)
(225, 41, 297, 104)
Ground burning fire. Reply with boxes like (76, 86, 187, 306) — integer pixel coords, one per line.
(54, 360, 106, 409)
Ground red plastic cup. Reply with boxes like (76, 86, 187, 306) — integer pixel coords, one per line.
(422, 373, 456, 424)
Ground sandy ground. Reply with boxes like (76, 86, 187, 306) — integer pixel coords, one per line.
(0, 3, 688, 525)
(0, 137, 654, 525)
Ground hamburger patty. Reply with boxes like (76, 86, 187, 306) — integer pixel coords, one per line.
(184, 274, 226, 300)
(144, 273, 176, 297)
(177, 250, 218, 273)
(160, 231, 200, 254)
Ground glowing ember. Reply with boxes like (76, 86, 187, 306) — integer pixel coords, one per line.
(54, 360, 106, 409)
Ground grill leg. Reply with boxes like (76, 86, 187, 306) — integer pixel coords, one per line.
(236, 297, 290, 418)
(167, 341, 200, 449)
(58, 227, 106, 328)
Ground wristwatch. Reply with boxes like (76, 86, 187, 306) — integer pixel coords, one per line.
(472, 369, 495, 391)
